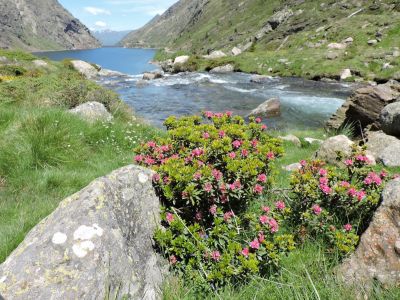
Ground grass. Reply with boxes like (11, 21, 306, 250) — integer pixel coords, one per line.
(0, 51, 158, 262)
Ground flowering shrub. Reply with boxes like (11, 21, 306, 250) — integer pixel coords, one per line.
(134, 112, 294, 289)
(289, 146, 389, 255)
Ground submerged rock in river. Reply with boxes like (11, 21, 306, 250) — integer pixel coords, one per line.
(248, 97, 281, 117)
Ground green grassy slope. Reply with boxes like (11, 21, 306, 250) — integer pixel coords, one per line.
(130, 0, 400, 81)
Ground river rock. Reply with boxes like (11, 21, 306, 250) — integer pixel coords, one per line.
(231, 47, 242, 56)
(380, 102, 400, 137)
(250, 75, 273, 83)
(160, 59, 174, 73)
(32, 59, 48, 67)
(203, 50, 227, 59)
(69, 101, 112, 123)
(340, 69, 352, 80)
(326, 82, 400, 133)
(314, 135, 354, 166)
(209, 64, 234, 73)
(173, 55, 190, 65)
(279, 134, 301, 147)
(248, 98, 281, 117)
(71, 60, 98, 79)
(338, 179, 400, 287)
(366, 131, 400, 167)
(0, 165, 165, 299)
(143, 71, 163, 80)
(328, 42, 347, 50)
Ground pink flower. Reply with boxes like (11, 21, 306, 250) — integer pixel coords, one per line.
(259, 215, 268, 224)
(147, 141, 156, 148)
(232, 140, 242, 148)
(214, 113, 224, 118)
(202, 132, 210, 139)
(319, 177, 329, 185)
(300, 160, 307, 167)
(182, 191, 189, 198)
(209, 204, 217, 215)
(262, 206, 270, 213)
(152, 173, 161, 182)
(144, 157, 155, 165)
(226, 111, 233, 117)
(356, 190, 366, 201)
(348, 188, 357, 197)
(266, 152, 275, 160)
(160, 145, 170, 152)
(134, 155, 144, 162)
(250, 239, 260, 249)
(345, 159, 353, 166)
(268, 218, 279, 233)
(356, 155, 368, 162)
(229, 184, 236, 191)
(211, 251, 221, 261)
(212, 169, 222, 181)
(234, 180, 242, 189)
(166, 213, 174, 224)
(340, 181, 350, 188)
(258, 174, 267, 183)
(224, 211, 234, 222)
(255, 117, 262, 123)
(204, 183, 213, 193)
(319, 169, 328, 177)
(204, 111, 213, 118)
(228, 152, 236, 159)
(219, 130, 226, 138)
(251, 140, 259, 148)
(364, 172, 382, 186)
(254, 184, 264, 194)
(275, 201, 286, 211)
(261, 124, 267, 131)
(258, 232, 265, 243)
(312, 204, 322, 215)
(169, 255, 177, 265)
(192, 148, 204, 157)
(195, 211, 203, 221)
(343, 224, 352, 232)
(241, 149, 249, 157)
(242, 247, 249, 257)
(320, 184, 332, 195)
(193, 172, 202, 180)
(163, 176, 171, 184)
(380, 171, 387, 178)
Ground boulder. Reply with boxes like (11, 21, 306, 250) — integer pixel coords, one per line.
(279, 134, 301, 147)
(71, 60, 99, 79)
(248, 98, 281, 117)
(268, 8, 294, 29)
(250, 75, 273, 84)
(203, 51, 227, 59)
(209, 64, 234, 73)
(380, 102, 400, 137)
(326, 82, 400, 132)
(340, 68, 352, 80)
(283, 163, 302, 172)
(328, 42, 347, 50)
(173, 55, 190, 65)
(366, 131, 400, 167)
(32, 59, 48, 67)
(338, 179, 400, 287)
(326, 51, 339, 60)
(231, 47, 242, 56)
(143, 71, 163, 81)
(160, 59, 174, 73)
(69, 102, 113, 123)
(0, 165, 165, 299)
(314, 135, 354, 166)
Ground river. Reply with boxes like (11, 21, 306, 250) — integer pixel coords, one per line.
(36, 47, 351, 129)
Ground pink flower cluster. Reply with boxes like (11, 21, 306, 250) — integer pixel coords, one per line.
(363, 172, 382, 186)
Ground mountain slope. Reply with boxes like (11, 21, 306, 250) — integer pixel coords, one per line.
(122, 0, 399, 81)
(92, 30, 131, 46)
(0, 0, 100, 51)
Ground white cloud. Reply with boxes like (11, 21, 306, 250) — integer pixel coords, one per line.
(95, 21, 108, 28)
(84, 7, 111, 16)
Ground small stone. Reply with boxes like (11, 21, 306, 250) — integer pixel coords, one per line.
(69, 102, 112, 123)
(304, 137, 323, 145)
(209, 64, 234, 73)
(279, 134, 301, 147)
(52, 232, 67, 245)
(343, 37, 354, 43)
(33, 59, 48, 67)
(283, 163, 302, 172)
(393, 50, 400, 57)
(326, 51, 339, 60)
(340, 68, 352, 80)
(368, 39, 378, 45)
(231, 47, 242, 56)
(327, 42, 347, 50)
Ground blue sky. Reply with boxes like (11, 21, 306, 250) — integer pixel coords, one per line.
(59, 0, 177, 31)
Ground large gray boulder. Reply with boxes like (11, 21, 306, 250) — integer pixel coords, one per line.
(69, 101, 113, 123)
(315, 135, 353, 166)
(248, 98, 281, 117)
(366, 131, 400, 167)
(71, 60, 99, 79)
(380, 102, 400, 137)
(0, 165, 165, 299)
(173, 55, 189, 65)
(338, 179, 400, 287)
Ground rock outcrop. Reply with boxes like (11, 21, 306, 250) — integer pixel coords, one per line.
(248, 98, 281, 117)
(69, 102, 113, 123)
(0, 0, 100, 51)
(71, 60, 99, 79)
(314, 135, 353, 166)
(380, 102, 400, 137)
(0, 165, 165, 299)
(327, 82, 400, 133)
(338, 179, 400, 287)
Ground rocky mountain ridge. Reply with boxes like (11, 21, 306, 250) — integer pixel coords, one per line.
(0, 0, 100, 51)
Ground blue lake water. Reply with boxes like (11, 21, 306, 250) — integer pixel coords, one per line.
(36, 47, 350, 129)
